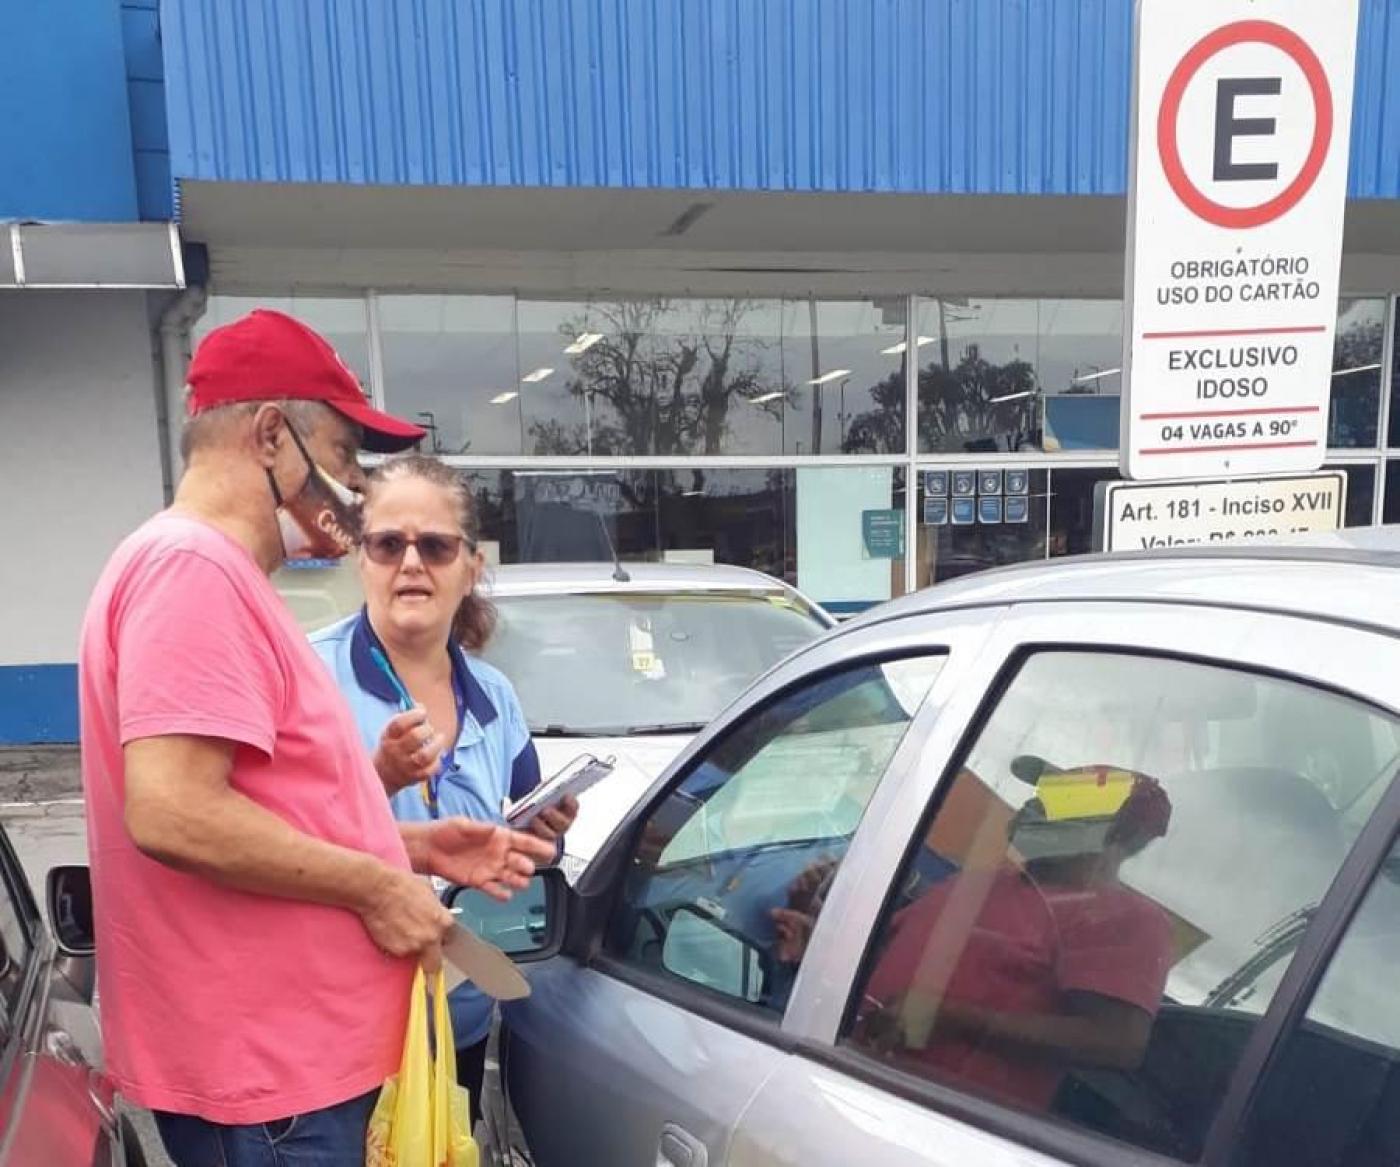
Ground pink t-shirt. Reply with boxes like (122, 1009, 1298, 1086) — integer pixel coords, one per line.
(78, 513, 415, 1124)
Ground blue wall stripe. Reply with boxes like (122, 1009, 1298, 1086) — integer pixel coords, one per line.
(156, 0, 1399, 199)
(0, 666, 79, 746)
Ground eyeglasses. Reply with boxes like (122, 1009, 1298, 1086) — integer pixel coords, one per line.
(361, 530, 470, 567)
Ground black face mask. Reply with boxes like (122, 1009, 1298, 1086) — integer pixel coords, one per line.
(267, 424, 364, 560)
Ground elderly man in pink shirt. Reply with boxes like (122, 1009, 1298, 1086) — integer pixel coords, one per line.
(78, 309, 554, 1167)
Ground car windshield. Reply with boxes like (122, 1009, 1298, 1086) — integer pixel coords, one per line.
(479, 589, 828, 735)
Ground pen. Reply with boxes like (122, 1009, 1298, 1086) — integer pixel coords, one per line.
(368, 646, 414, 711)
(368, 645, 441, 819)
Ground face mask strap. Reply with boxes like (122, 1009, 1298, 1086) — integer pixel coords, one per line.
(283, 417, 319, 470)
(268, 414, 321, 510)
(265, 469, 287, 508)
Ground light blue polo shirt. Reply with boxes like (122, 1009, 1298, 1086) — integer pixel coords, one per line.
(310, 608, 542, 1047)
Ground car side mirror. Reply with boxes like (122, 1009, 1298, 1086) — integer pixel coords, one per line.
(662, 904, 770, 1004)
(47, 865, 95, 958)
(446, 869, 566, 961)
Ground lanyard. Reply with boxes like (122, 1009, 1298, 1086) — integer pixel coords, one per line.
(419, 669, 467, 820)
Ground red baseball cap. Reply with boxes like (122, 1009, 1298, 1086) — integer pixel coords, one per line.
(186, 308, 425, 453)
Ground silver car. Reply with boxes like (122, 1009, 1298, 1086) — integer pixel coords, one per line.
(0, 830, 139, 1165)
(459, 530, 1400, 1167)
(479, 563, 832, 878)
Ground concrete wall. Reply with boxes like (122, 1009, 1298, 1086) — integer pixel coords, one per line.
(0, 293, 165, 742)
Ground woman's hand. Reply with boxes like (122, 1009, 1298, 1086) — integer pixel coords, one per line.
(527, 794, 579, 849)
(418, 818, 556, 901)
(374, 707, 448, 793)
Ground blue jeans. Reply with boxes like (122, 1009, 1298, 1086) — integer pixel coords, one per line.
(154, 1089, 378, 1167)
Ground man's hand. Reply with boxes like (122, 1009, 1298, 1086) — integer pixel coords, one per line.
(357, 866, 454, 971)
(416, 818, 555, 901)
(374, 707, 447, 793)
(527, 794, 579, 848)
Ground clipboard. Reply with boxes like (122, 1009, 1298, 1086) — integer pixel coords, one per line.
(506, 754, 616, 828)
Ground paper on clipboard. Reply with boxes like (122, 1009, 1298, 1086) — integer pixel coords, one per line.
(506, 754, 616, 827)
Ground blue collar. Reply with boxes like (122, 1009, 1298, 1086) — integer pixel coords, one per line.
(348, 607, 498, 729)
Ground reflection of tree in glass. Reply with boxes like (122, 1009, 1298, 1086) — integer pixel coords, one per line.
(528, 300, 788, 456)
(1328, 310, 1384, 448)
(843, 350, 1039, 454)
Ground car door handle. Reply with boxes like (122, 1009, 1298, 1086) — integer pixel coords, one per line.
(658, 1123, 708, 1167)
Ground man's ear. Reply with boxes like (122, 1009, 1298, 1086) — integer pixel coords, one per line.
(250, 403, 285, 469)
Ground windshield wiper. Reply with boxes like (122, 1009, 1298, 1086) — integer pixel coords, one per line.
(529, 724, 620, 738)
(621, 713, 711, 733)
(617, 722, 709, 736)
(529, 721, 709, 737)
(1204, 903, 1318, 1009)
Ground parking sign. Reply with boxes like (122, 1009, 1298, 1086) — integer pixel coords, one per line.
(1121, 0, 1359, 481)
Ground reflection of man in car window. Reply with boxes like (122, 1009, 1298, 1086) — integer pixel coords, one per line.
(858, 768, 1175, 1113)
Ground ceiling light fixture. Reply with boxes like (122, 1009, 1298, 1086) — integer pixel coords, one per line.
(806, 369, 852, 386)
(521, 367, 555, 383)
(881, 336, 936, 355)
(989, 389, 1036, 404)
(564, 332, 603, 355)
(1332, 363, 1382, 377)
(748, 391, 785, 404)
(1071, 367, 1122, 384)
(489, 391, 518, 405)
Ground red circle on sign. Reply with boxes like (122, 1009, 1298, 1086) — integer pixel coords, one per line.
(1156, 20, 1333, 229)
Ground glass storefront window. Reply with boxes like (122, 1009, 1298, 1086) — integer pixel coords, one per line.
(782, 298, 908, 456)
(915, 466, 1048, 586)
(1386, 462, 1400, 524)
(196, 293, 1388, 463)
(378, 295, 519, 456)
(517, 298, 793, 457)
(1329, 299, 1386, 449)
(514, 297, 906, 457)
(915, 299, 1122, 455)
(1331, 462, 1376, 528)
(194, 295, 372, 391)
(424, 467, 906, 611)
(1048, 466, 1120, 557)
(1388, 299, 1400, 450)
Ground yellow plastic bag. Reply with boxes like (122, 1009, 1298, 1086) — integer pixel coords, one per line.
(367, 967, 479, 1167)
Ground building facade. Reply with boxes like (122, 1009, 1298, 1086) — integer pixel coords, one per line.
(4, 0, 1400, 741)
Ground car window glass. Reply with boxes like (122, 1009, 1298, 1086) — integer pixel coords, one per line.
(1231, 836, 1400, 1167)
(0, 866, 32, 1036)
(843, 651, 1396, 1162)
(609, 655, 946, 1015)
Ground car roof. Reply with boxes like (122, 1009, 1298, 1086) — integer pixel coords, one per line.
(486, 560, 813, 598)
(842, 526, 1400, 636)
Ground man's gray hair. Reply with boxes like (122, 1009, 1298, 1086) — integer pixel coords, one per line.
(179, 397, 330, 461)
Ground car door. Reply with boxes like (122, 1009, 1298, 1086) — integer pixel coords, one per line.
(0, 825, 113, 1167)
(498, 611, 999, 1167)
(728, 599, 1400, 1167)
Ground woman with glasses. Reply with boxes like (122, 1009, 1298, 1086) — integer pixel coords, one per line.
(310, 454, 577, 1124)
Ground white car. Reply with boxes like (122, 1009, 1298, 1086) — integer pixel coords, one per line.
(478, 563, 833, 879)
